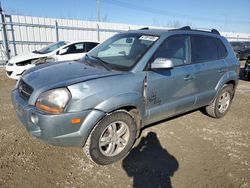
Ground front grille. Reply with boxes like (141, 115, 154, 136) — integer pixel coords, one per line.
(6, 71, 13, 76)
(18, 79, 33, 100)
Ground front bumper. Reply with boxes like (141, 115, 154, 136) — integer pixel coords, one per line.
(11, 89, 105, 147)
(6, 64, 34, 80)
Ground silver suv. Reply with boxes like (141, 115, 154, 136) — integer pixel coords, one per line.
(12, 26, 240, 165)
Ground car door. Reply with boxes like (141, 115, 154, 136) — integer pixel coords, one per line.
(145, 35, 196, 124)
(56, 42, 86, 61)
(190, 35, 228, 107)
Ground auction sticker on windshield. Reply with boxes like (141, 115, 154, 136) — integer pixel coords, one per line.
(139, 35, 159, 41)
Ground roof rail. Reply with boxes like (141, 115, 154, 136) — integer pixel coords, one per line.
(211, 29, 220, 35)
(179, 26, 191, 30)
(170, 26, 220, 35)
(194, 27, 220, 35)
(139, 27, 149, 30)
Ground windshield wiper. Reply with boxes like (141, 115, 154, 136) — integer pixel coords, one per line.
(90, 55, 111, 70)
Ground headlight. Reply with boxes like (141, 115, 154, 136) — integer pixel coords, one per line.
(35, 88, 71, 114)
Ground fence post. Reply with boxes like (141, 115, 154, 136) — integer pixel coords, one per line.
(97, 23, 100, 42)
(55, 20, 59, 41)
(0, 5, 10, 60)
(8, 15, 17, 56)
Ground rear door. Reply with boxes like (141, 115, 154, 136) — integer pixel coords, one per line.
(190, 35, 228, 107)
(85, 42, 99, 52)
(145, 35, 196, 124)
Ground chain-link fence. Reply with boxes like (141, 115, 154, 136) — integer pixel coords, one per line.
(1, 11, 250, 66)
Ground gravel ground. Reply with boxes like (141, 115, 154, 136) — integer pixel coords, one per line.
(0, 66, 249, 188)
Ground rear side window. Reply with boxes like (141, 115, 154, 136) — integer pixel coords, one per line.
(191, 35, 227, 63)
(85, 42, 99, 52)
(64, 43, 86, 54)
(215, 39, 227, 58)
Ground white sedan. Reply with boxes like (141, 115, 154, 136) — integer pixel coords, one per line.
(5, 40, 99, 80)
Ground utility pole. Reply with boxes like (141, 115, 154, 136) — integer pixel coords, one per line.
(96, 0, 100, 41)
(96, 0, 100, 22)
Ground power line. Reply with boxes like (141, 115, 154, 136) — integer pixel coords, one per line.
(102, 0, 250, 25)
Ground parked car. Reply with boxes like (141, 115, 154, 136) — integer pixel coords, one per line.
(5, 40, 99, 80)
(237, 48, 250, 60)
(230, 41, 250, 60)
(244, 56, 250, 79)
(12, 26, 239, 165)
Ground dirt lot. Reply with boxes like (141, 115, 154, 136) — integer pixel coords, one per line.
(0, 67, 249, 188)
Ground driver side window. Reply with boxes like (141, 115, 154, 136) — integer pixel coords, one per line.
(153, 35, 190, 66)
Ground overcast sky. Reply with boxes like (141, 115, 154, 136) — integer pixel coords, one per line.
(2, 0, 250, 33)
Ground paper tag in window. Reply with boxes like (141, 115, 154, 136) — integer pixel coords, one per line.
(139, 35, 159, 41)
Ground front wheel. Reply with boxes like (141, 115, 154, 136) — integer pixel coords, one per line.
(85, 110, 137, 165)
(205, 85, 234, 118)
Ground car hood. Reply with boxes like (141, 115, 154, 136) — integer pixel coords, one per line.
(9, 52, 50, 64)
(21, 61, 123, 98)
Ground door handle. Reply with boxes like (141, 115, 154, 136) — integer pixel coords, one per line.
(218, 69, 225, 73)
(184, 75, 194, 81)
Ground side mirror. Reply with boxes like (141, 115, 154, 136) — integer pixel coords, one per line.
(58, 48, 68, 55)
(151, 58, 174, 69)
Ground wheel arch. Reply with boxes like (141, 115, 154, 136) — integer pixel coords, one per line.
(111, 106, 142, 138)
(81, 93, 145, 147)
(215, 71, 238, 98)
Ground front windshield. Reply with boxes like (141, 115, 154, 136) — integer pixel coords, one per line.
(35, 41, 68, 54)
(88, 33, 159, 71)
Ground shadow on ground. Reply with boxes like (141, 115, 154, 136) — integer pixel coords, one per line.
(122, 132, 178, 188)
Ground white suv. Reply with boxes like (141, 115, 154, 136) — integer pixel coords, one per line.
(5, 40, 99, 80)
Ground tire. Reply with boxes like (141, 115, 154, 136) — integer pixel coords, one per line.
(247, 72, 250, 80)
(205, 85, 234, 118)
(85, 110, 137, 165)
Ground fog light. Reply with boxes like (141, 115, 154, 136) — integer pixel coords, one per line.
(31, 113, 39, 125)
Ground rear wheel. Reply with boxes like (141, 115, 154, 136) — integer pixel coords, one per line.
(247, 72, 250, 80)
(85, 110, 137, 165)
(205, 85, 234, 118)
